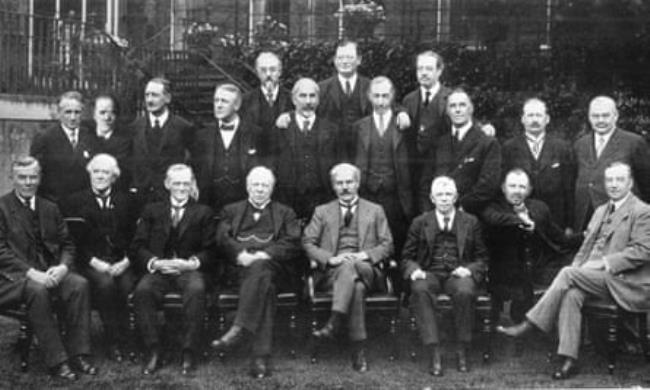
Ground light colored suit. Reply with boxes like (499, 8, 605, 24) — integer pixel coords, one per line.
(302, 198, 394, 340)
(526, 194, 650, 359)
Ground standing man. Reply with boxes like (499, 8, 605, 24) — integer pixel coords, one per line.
(130, 77, 195, 205)
(62, 154, 138, 362)
(303, 163, 394, 372)
(31, 90, 96, 203)
(355, 76, 413, 258)
(131, 164, 215, 376)
(211, 167, 301, 378)
(274, 78, 337, 221)
(573, 95, 650, 231)
(498, 162, 650, 380)
(401, 176, 488, 376)
(420, 89, 501, 214)
(502, 98, 576, 231)
(240, 51, 293, 161)
(191, 83, 261, 213)
(0, 156, 97, 380)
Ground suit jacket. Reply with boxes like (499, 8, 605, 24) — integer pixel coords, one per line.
(130, 114, 194, 198)
(481, 197, 578, 291)
(401, 85, 452, 157)
(502, 133, 576, 228)
(217, 200, 302, 287)
(273, 113, 337, 203)
(355, 114, 414, 218)
(30, 123, 96, 203)
(400, 209, 488, 284)
(190, 119, 261, 209)
(573, 128, 650, 230)
(61, 189, 137, 267)
(572, 194, 650, 312)
(130, 199, 215, 274)
(240, 86, 294, 160)
(317, 75, 372, 123)
(302, 198, 394, 267)
(89, 122, 134, 191)
(0, 192, 75, 283)
(422, 123, 502, 214)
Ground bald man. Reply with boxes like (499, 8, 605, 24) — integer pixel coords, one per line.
(273, 77, 338, 221)
(573, 96, 650, 231)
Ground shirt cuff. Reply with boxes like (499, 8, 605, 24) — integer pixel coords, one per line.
(147, 257, 158, 273)
(188, 256, 201, 270)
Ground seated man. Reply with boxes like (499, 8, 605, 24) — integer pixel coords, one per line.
(302, 163, 394, 373)
(62, 154, 138, 362)
(482, 168, 579, 327)
(401, 176, 488, 376)
(211, 166, 302, 378)
(131, 164, 215, 376)
(498, 162, 650, 380)
(0, 155, 96, 380)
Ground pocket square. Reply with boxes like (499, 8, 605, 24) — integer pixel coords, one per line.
(463, 157, 475, 163)
(551, 162, 560, 168)
(247, 148, 257, 155)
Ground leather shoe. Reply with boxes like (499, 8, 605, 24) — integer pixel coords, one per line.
(456, 350, 468, 373)
(181, 350, 194, 375)
(142, 349, 161, 375)
(313, 322, 337, 340)
(352, 348, 369, 372)
(70, 355, 98, 375)
(108, 345, 124, 363)
(497, 320, 534, 338)
(249, 356, 269, 379)
(429, 348, 443, 377)
(211, 325, 248, 351)
(49, 362, 78, 381)
(552, 357, 578, 380)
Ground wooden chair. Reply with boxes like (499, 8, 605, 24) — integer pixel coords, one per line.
(307, 260, 401, 363)
(405, 292, 493, 362)
(582, 297, 650, 374)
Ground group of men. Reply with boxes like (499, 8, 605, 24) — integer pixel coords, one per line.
(0, 39, 649, 382)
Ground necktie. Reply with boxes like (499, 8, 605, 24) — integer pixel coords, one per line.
(452, 127, 461, 142)
(345, 80, 352, 96)
(22, 197, 32, 211)
(220, 123, 235, 131)
(302, 119, 310, 132)
(443, 216, 450, 232)
(171, 205, 183, 228)
(531, 139, 541, 159)
(596, 136, 606, 158)
(70, 129, 78, 148)
(424, 91, 431, 107)
(341, 202, 355, 227)
(266, 91, 274, 106)
(147, 119, 162, 150)
(153, 119, 160, 131)
(96, 194, 109, 209)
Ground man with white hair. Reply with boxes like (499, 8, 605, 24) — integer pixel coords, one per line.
(273, 77, 338, 221)
(401, 175, 488, 376)
(131, 164, 216, 376)
(62, 153, 138, 363)
(212, 166, 301, 378)
(303, 163, 393, 373)
(573, 95, 650, 231)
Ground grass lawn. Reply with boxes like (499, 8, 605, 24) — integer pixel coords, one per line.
(0, 309, 649, 389)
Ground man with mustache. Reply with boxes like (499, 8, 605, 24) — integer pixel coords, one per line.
(573, 95, 650, 231)
(273, 78, 337, 221)
(130, 77, 195, 205)
(240, 52, 293, 162)
(502, 98, 576, 232)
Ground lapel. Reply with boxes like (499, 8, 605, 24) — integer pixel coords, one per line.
(537, 136, 555, 169)
(598, 129, 621, 162)
(359, 117, 372, 153)
(328, 78, 344, 113)
(135, 118, 150, 155)
(514, 135, 535, 169)
(424, 213, 439, 252)
(156, 116, 172, 155)
(314, 116, 330, 150)
(237, 122, 251, 169)
(455, 126, 480, 164)
(356, 199, 370, 249)
(600, 195, 634, 240)
(9, 195, 35, 242)
(389, 115, 403, 151)
(357, 77, 369, 114)
(455, 212, 467, 260)
(56, 125, 75, 154)
(287, 114, 300, 150)
(205, 122, 219, 176)
(578, 203, 608, 264)
(229, 201, 248, 237)
(327, 201, 341, 251)
(176, 201, 196, 239)
(269, 202, 283, 238)
(160, 200, 172, 238)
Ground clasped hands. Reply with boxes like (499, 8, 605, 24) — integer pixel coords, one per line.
(27, 264, 68, 288)
(151, 258, 197, 275)
(237, 250, 271, 267)
(327, 252, 369, 266)
(90, 256, 130, 277)
(410, 266, 472, 281)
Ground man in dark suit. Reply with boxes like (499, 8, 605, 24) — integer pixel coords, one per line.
(498, 162, 650, 380)
(62, 154, 138, 362)
(355, 76, 413, 258)
(88, 94, 133, 191)
(240, 51, 293, 162)
(191, 83, 261, 213)
(401, 176, 488, 376)
(0, 155, 96, 380)
(131, 164, 215, 376)
(421, 89, 501, 214)
(31, 90, 96, 203)
(482, 169, 578, 328)
(502, 98, 576, 231)
(573, 95, 650, 231)
(130, 77, 195, 205)
(303, 163, 394, 372)
(273, 77, 337, 221)
(211, 167, 301, 378)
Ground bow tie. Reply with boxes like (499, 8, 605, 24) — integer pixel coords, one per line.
(220, 123, 236, 131)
